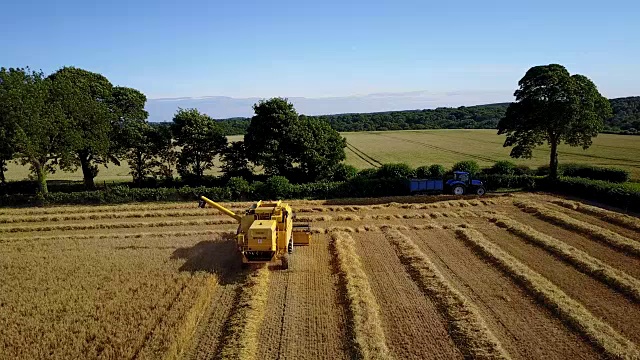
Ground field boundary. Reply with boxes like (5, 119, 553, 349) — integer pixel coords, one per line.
(384, 229, 510, 359)
(514, 200, 640, 257)
(455, 227, 640, 359)
(330, 231, 392, 360)
(489, 215, 640, 302)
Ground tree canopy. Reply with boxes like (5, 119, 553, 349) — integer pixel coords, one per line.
(0, 67, 71, 193)
(244, 98, 301, 176)
(497, 64, 612, 178)
(244, 98, 346, 181)
(212, 97, 640, 136)
(48, 67, 116, 189)
(171, 108, 227, 181)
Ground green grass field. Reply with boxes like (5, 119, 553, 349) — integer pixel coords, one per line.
(5, 130, 640, 182)
(343, 130, 640, 179)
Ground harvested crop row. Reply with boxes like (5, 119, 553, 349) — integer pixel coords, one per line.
(330, 231, 392, 360)
(0, 218, 237, 233)
(0, 202, 252, 216)
(514, 200, 640, 257)
(393, 199, 497, 210)
(216, 267, 270, 360)
(551, 199, 640, 232)
(300, 205, 369, 212)
(456, 227, 640, 359)
(0, 209, 225, 224)
(1, 229, 236, 243)
(491, 215, 640, 302)
(384, 229, 510, 360)
(320, 223, 469, 234)
(294, 212, 475, 223)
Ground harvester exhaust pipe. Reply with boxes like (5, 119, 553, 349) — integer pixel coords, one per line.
(199, 196, 243, 222)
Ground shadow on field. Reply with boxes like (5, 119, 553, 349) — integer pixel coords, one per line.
(171, 232, 243, 285)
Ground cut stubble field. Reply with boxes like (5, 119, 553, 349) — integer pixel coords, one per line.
(1, 192, 640, 359)
(6, 130, 640, 182)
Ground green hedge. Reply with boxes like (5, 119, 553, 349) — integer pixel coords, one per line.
(0, 178, 409, 207)
(536, 163, 629, 183)
(537, 177, 640, 212)
(477, 174, 540, 191)
(560, 164, 629, 183)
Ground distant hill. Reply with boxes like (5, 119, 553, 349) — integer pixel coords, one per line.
(204, 97, 639, 136)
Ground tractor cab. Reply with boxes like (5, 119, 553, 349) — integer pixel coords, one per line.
(453, 171, 470, 184)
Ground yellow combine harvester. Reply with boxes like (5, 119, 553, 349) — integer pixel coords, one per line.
(198, 196, 311, 269)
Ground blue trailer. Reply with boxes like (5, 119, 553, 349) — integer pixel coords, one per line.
(407, 171, 486, 196)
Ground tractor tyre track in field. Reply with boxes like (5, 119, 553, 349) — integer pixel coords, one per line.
(345, 141, 382, 167)
(372, 133, 498, 163)
(416, 130, 640, 166)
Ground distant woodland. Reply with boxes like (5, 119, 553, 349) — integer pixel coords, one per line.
(198, 96, 640, 135)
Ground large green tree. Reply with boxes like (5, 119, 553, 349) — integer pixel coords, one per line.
(296, 115, 346, 180)
(120, 120, 172, 184)
(497, 64, 612, 178)
(48, 67, 115, 189)
(0, 67, 71, 193)
(244, 98, 300, 176)
(221, 141, 253, 179)
(171, 108, 227, 181)
(244, 98, 346, 181)
(0, 123, 15, 186)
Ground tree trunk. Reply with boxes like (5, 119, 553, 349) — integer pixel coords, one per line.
(79, 151, 96, 190)
(549, 140, 559, 179)
(34, 162, 48, 194)
(134, 151, 143, 185)
(0, 160, 6, 185)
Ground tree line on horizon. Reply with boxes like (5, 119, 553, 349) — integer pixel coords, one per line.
(0, 67, 345, 193)
(205, 96, 638, 136)
(0, 63, 618, 194)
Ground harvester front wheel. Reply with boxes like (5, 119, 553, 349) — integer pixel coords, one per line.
(281, 254, 289, 270)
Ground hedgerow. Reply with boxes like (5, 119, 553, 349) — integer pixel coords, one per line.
(536, 177, 640, 212)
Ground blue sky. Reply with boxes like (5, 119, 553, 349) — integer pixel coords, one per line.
(1, 0, 638, 100)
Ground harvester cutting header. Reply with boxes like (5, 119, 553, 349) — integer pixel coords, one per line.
(198, 196, 311, 269)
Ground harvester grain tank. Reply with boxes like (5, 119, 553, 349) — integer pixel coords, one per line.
(198, 196, 311, 269)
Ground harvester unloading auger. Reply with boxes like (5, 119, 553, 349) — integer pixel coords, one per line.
(198, 196, 311, 269)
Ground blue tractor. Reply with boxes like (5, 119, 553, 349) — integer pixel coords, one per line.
(407, 171, 486, 196)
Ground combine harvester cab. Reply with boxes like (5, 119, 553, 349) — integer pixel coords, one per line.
(198, 196, 311, 269)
